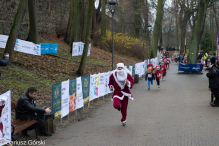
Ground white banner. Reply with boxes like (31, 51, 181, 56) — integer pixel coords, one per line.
(135, 63, 141, 77)
(78, 42, 84, 56)
(89, 74, 100, 102)
(129, 66, 133, 76)
(87, 43, 91, 56)
(76, 77, 83, 109)
(0, 35, 41, 56)
(0, 35, 8, 49)
(72, 42, 91, 57)
(0, 91, 11, 145)
(61, 80, 69, 118)
(98, 73, 105, 97)
(72, 42, 79, 56)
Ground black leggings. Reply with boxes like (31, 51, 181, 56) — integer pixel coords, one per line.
(211, 90, 219, 103)
(156, 79, 160, 85)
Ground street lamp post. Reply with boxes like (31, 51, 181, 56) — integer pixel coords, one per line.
(108, 0, 117, 71)
(142, 25, 152, 61)
(147, 26, 152, 61)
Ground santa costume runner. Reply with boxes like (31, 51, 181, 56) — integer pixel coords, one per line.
(108, 63, 134, 126)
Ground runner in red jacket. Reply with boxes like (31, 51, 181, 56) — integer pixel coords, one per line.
(160, 62, 167, 79)
(163, 57, 167, 68)
(167, 58, 170, 68)
(147, 61, 154, 72)
(162, 50, 166, 57)
(154, 65, 162, 88)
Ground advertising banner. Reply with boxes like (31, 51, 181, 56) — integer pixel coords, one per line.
(81, 75, 90, 105)
(79, 42, 84, 56)
(72, 42, 79, 56)
(89, 74, 100, 102)
(87, 43, 91, 56)
(190, 63, 203, 72)
(69, 79, 77, 113)
(72, 42, 91, 57)
(178, 63, 203, 72)
(41, 43, 50, 54)
(14, 39, 41, 56)
(0, 35, 8, 48)
(99, 73, 105, 97)
(0, 91, 11, 146)
(61, 80, 69, 118)
(178, 63, 191, 72)
(52, 83, 62, 120)
(76, 77, 84, 110)
(41, 43, 58, 54)
(129, 66, 133, 77)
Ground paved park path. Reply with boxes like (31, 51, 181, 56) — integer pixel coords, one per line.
(45, 61, 219, 146)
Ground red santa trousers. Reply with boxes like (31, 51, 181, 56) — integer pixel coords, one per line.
(113, 97, 128, 122)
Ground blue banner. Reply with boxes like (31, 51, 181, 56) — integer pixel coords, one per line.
(178, 63, 202, 72)
(190, 63, 203, 72)
(41, 43, 58, 54)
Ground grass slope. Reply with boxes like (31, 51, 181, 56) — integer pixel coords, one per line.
(0, 34, 142, 106)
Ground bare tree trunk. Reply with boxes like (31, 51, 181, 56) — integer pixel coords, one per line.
(26, 0, 38, 44)
(92, 4, 97, 33)
(81, 0, 89, 43)
(65, 0, 75, 45)
(96, 0, 101, 30)
(134, 0, 141, 38)
(187, 0, 208, 64)
(174, 0, 179, 50)
(179, 10, 190, 54)
(151, 0, 163, 58)
(4, 0, 28, 60)
(213, 4, 219, 31)
(77, 0, 94, 76)
(101, 0, 106, 37)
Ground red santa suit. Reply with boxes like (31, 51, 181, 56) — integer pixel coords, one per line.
(108, 64, 134, 124)
(167, 59, 170, 68)
(163, 58, 167, 68)
(154, 70, 162, 80)
(161, 65, 166, 74)
(162, 50, 166, 56)
(147, 64, 154, 71)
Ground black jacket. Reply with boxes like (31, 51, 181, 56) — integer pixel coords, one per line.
(206, 64, 219, 90)
(0, 56, 9, 66)
(16, 93, 45, 120)
(145, 72, 155, 81)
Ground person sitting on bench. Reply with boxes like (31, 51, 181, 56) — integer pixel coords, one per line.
(16, 87, 53, 136)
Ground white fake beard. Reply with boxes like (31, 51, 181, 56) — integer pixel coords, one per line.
(117, 69, 127, 82)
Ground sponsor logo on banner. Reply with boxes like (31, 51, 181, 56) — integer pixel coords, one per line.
(0, 91, 11, 146)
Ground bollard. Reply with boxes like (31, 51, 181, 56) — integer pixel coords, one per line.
(134, 74, 139, 83)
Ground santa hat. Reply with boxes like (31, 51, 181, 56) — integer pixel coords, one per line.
(117, 63, 124, 68)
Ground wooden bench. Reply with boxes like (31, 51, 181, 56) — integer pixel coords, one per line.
(11, 103, 38, 139)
